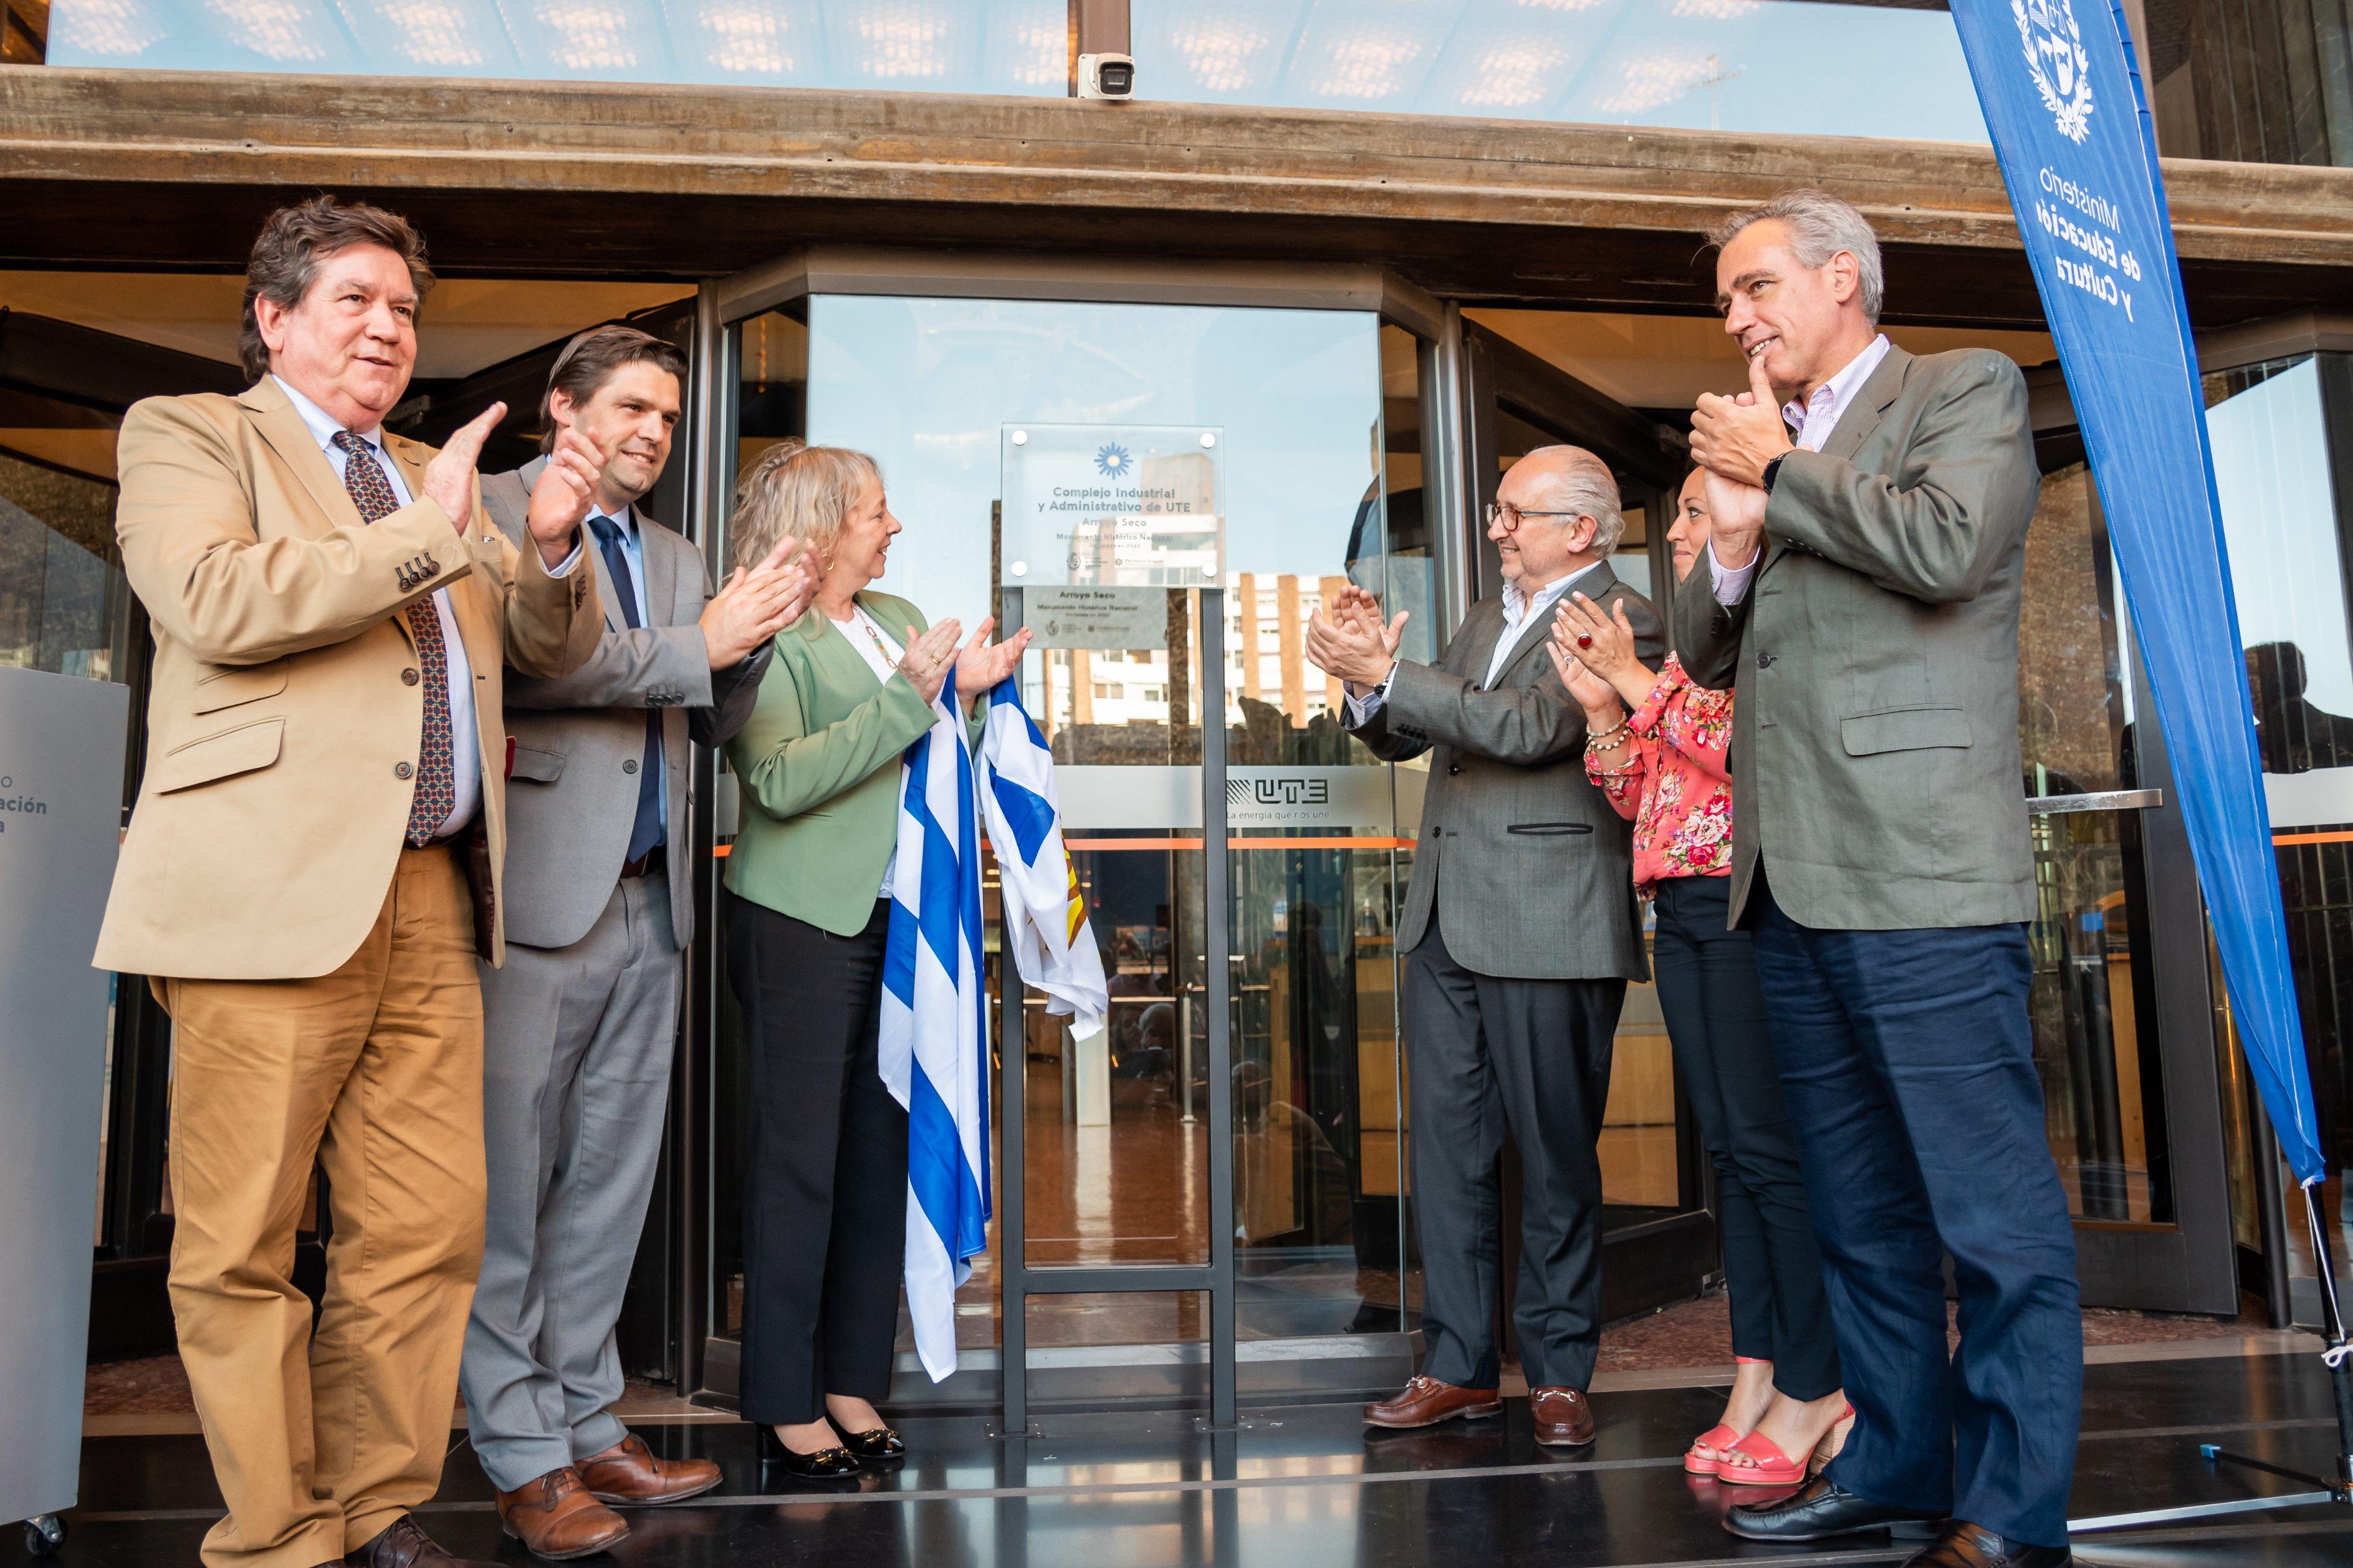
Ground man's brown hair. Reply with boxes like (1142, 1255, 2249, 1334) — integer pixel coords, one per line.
(240, 195, 435, 381)
(538, 326, 689, 454)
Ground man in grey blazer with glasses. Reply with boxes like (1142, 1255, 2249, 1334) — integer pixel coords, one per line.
(462, 326, 812, 1559)
(1681, 191, 2077, 1568)
(1311, 445, 1662, 1451)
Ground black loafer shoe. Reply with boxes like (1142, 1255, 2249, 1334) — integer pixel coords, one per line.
(1900, 1520, 2070, 1567)
(755, 1424, 862, 1481)
(1724, 1474, 1950, 1542)
(841, 1426, 906, 1462)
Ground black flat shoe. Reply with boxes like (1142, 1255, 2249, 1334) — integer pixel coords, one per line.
(1725, 1474, 1949, 1542)
(841, 1426, 906, 1462)
(755, 1423, 861, 1481)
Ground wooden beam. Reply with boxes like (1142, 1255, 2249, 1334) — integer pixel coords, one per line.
(0, 67, 2347, 329)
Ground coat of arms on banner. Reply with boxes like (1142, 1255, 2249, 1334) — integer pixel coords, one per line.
(2015, 0, 2093, 143)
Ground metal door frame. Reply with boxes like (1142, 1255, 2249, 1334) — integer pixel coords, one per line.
(2023, 390, 2238, 1314)
(1458, 318, 1722, 1323)
(686, 250, 1446, 1413)
(992, 586, 1237, 1431)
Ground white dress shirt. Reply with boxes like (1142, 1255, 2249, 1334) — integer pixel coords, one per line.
(276, 376, 578, 839)
(834, 605, 906, 893)
(1707, 332, 1894, 605)
(1344, 559, 1604, 723)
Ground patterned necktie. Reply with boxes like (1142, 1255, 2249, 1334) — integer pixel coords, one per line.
(334, 431, 456, 846)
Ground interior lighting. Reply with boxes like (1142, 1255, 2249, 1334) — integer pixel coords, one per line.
(1166, 10, 1278, 94)
(1302, 28, 1430, 102)
(372, 1, 493, 68)
(526, 0, 642, 71)
(47, 0, 167, 56)
(695, 1, 792, 74)
(1590, 48, 1713, 113)
(1004, 12, 1067, 86)
(1456, 39, 1575, 108)
(199, 0, 333, 63)
(851, 3, 953, 79)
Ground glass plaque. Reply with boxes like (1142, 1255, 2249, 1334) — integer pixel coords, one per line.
(1001, 423, 1224, 588)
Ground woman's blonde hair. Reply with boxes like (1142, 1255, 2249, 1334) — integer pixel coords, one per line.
(728, 439, 882, 576)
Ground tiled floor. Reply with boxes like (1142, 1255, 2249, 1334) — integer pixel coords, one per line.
(45, 1350, 2353, 1566)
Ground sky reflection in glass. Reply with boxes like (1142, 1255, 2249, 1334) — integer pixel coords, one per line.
(48, 0, 1070, 93)
(1134, 0, 1989, 142)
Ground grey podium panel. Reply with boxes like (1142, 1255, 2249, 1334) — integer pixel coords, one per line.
(0, 666, 128, 1527)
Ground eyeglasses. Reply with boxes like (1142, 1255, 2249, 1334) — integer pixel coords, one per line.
(1484, 501, 1586, 532)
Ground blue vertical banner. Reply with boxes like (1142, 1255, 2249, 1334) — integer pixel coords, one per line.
(1947, 1, 2327, 1183)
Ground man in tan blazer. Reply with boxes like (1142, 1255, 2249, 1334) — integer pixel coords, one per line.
(92, 196, 601, 1568)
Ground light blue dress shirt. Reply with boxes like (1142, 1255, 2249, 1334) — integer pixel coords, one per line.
(588, 503, 668, 837)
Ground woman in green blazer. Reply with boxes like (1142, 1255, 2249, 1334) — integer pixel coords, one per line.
(720, 441, 1027, 1482)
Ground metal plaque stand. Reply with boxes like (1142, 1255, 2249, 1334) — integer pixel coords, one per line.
(996, 588, 1237, 1434)
(2069, 1184, 2352, 1533)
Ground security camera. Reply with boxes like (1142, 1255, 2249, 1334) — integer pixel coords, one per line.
(1078, 53, 1135, 100)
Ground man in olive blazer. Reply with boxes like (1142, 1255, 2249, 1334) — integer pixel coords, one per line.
(91, 198, 597, 1568)
(1683, 192, 2077, 1567)
(1313, 446, 1661, 1451)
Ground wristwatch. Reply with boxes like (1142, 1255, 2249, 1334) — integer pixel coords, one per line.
(1762, 454, 1786, 493)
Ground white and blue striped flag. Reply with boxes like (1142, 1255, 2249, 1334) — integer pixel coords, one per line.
(879, 677, 1106, 1381)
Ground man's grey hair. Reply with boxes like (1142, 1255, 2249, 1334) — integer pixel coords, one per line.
(1525, 445, 1625, 557)
(1709, 188, 1884, 323)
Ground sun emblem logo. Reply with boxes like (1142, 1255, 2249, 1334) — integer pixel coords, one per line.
(1094, 443, 1132, 479)
(2015, 0, 2093, 144)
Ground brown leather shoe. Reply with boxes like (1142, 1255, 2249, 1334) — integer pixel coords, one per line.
(578, 1431, 723, 1505)
(1363, 1373, 1504, 1428)
(1529, 1386, 1596, 1447)
(492, 1466, 630, 1561)
(345, 1515, 500, 1568)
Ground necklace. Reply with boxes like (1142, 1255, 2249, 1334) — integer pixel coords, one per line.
(844, 607, 898, 666)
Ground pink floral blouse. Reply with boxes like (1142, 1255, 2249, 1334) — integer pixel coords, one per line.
(1584, 654, 1735, 895)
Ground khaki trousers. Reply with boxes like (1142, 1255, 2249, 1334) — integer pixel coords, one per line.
(166, 846, 487, 1568)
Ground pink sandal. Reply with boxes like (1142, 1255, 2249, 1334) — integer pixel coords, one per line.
(1718, 1403, 1856, 1488)
(1683, 1423, 1741, 1476)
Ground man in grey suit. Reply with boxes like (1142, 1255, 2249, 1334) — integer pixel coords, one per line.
(1680, 192, 2077, 1568)
(461, 327, 812, 1559)
(1310, 446, 1662, 1450)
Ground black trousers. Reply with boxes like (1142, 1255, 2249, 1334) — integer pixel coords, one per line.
(1650, 874, 1841, 1400)
(1402, 912, 1626, 1391)
(727, 893, 907, 1427)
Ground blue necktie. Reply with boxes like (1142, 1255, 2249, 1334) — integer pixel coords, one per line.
(587, 513, 666, 864)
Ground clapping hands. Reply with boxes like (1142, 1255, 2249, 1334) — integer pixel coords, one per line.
(953, 615, 1034, 702)
(1306, 584, 1409, 692)
(1688, 347, 1780, 571)
(701, 536, 816, 668)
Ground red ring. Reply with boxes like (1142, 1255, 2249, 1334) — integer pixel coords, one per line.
(1575, 634, 1594, 650)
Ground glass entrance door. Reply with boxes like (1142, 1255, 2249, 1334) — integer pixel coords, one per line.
(2018, 443, 2235, 1311)
(701, 276, 1434, 1407)
(1461, 319, 1718, 1324)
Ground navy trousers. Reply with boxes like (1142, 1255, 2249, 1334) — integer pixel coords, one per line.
(1750, 875, 2082, 1548)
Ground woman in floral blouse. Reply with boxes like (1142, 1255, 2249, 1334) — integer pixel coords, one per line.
(1548, 468, 1849, 1490)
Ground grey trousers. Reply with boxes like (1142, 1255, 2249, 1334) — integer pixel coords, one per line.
(460, 872, 680, 1492)
(1403, 912, 1626, 1392)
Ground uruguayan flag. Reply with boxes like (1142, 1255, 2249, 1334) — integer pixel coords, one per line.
(879, 677, 1106, 1382)
(980, 682, 1108, 1042)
